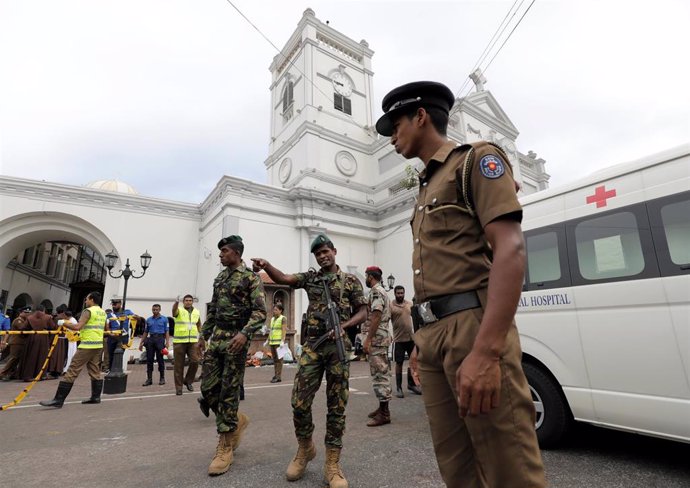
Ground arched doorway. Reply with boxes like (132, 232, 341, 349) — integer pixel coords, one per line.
(40, 299, 54, 314)
(0, 212, 119, 315)
(12, 292, 33, 310)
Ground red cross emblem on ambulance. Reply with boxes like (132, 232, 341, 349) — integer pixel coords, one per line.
(586, 185, 616, 208)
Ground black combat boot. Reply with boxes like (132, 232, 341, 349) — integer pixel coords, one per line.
(407, 369, 422, 395)
(159, 373, 165, 385)
(82, 379, 103, 404)
(396, 372, 404, 398)
(39, 381, 73, 408)
(142, 377, 153, 387)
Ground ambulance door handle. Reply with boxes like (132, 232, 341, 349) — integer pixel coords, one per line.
(680, 264, 690, 270)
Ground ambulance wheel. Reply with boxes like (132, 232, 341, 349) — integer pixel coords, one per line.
(523, 362, 572, 448)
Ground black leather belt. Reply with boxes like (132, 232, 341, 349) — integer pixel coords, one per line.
(411, 291, 480, 328)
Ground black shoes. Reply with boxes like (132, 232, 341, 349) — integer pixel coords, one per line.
(184, 382, 194, 392)
(159, 377, 166, 385)
(39, 381, 73, 408)
(82, 379, 103, 404)
(270, 377, 281, 383)
(142, 378, 153, 387)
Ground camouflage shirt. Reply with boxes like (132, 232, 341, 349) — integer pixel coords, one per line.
(202, 261, 267, 341)
(293, 266, 367, 338)
(363, 282, 392, 347)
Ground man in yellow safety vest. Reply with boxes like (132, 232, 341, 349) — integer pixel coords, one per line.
(40, 291, 107, 408)
(172, 294, 201, 395)
(268, 303, 287, 383)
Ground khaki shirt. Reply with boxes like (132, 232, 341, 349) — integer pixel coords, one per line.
(411, 141, 522, 302)
(366, 282, 391, 347)
(390, 299, 414, 343)
(8, 317, 30, 346)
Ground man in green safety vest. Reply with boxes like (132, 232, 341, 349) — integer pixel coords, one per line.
(40, 291, 107, 408)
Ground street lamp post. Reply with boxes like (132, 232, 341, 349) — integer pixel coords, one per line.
(103, 250, 152, 394)
(384, 274, 396, 291)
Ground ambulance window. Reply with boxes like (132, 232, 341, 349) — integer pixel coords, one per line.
(527, 232, 561, 283)
(574, 211, 645, 280)
(660, 199, 690, 266)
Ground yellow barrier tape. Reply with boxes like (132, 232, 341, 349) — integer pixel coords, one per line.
(1, 326, 61, 411)
(0, 325, 135, 411)
(122, 319, 138, 349)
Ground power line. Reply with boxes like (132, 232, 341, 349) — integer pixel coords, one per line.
(455, 0, 523, 99)
(483, 0, 537, 74)
(222, 0, 377, 140)
(457, 0, 537, 100)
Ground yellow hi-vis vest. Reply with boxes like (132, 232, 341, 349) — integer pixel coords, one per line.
(173, 307, 200, 343)
(269, 315, 285, 345)
(79, 306, 106, 349)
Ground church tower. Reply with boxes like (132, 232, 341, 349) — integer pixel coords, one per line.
(265, 8, 378, 199)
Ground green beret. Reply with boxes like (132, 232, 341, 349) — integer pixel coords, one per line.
(217, 235, 243, 250)
(310, 233, 333, 253)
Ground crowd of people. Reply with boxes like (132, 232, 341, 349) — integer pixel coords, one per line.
(0, 303, 80, 382)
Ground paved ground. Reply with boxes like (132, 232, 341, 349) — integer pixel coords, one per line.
(0, 360, 688, 488)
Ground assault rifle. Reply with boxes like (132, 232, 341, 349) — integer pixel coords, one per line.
(310, 276, 348, 364)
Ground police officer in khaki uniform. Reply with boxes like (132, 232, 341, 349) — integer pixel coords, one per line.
(376, 81, 546, 488)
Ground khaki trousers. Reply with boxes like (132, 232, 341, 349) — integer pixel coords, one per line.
(414, 289, 546, 488)
(173, 342, 199, 391)
(270, 344, 283, 378)
(63, 348, 102, 384)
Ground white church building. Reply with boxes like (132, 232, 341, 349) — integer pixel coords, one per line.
(0, 8, 549, 338)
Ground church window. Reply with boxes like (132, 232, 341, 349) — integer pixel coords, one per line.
(32, 243, 44, 269)
(334, 93, 351, 115)
(282, 81, 294, 122)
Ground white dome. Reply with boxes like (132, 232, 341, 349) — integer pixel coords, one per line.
(86, 179, 138, 195)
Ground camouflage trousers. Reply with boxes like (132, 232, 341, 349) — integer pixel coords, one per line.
(292, 341, 349, 448)
(368, 345, 391, 402)
(200, 332, 248, 434)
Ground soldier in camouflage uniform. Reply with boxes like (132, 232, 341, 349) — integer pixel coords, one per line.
(198, 235, 267, 477)
(252, 234, 368, 488)
(362, 266, 393, 427)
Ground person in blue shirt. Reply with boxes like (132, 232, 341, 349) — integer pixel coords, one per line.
(0, 304, 13, 359)
(0, 304, 10, 332)
(139, 304, 170, 386)
(105, 298, 138, 372)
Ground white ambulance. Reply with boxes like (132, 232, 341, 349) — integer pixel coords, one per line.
(517, 144, 690, 447)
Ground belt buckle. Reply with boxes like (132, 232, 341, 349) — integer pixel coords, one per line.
(417, 301, 438, 324)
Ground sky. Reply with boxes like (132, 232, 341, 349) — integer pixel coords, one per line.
(1, 0, 688, 203)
